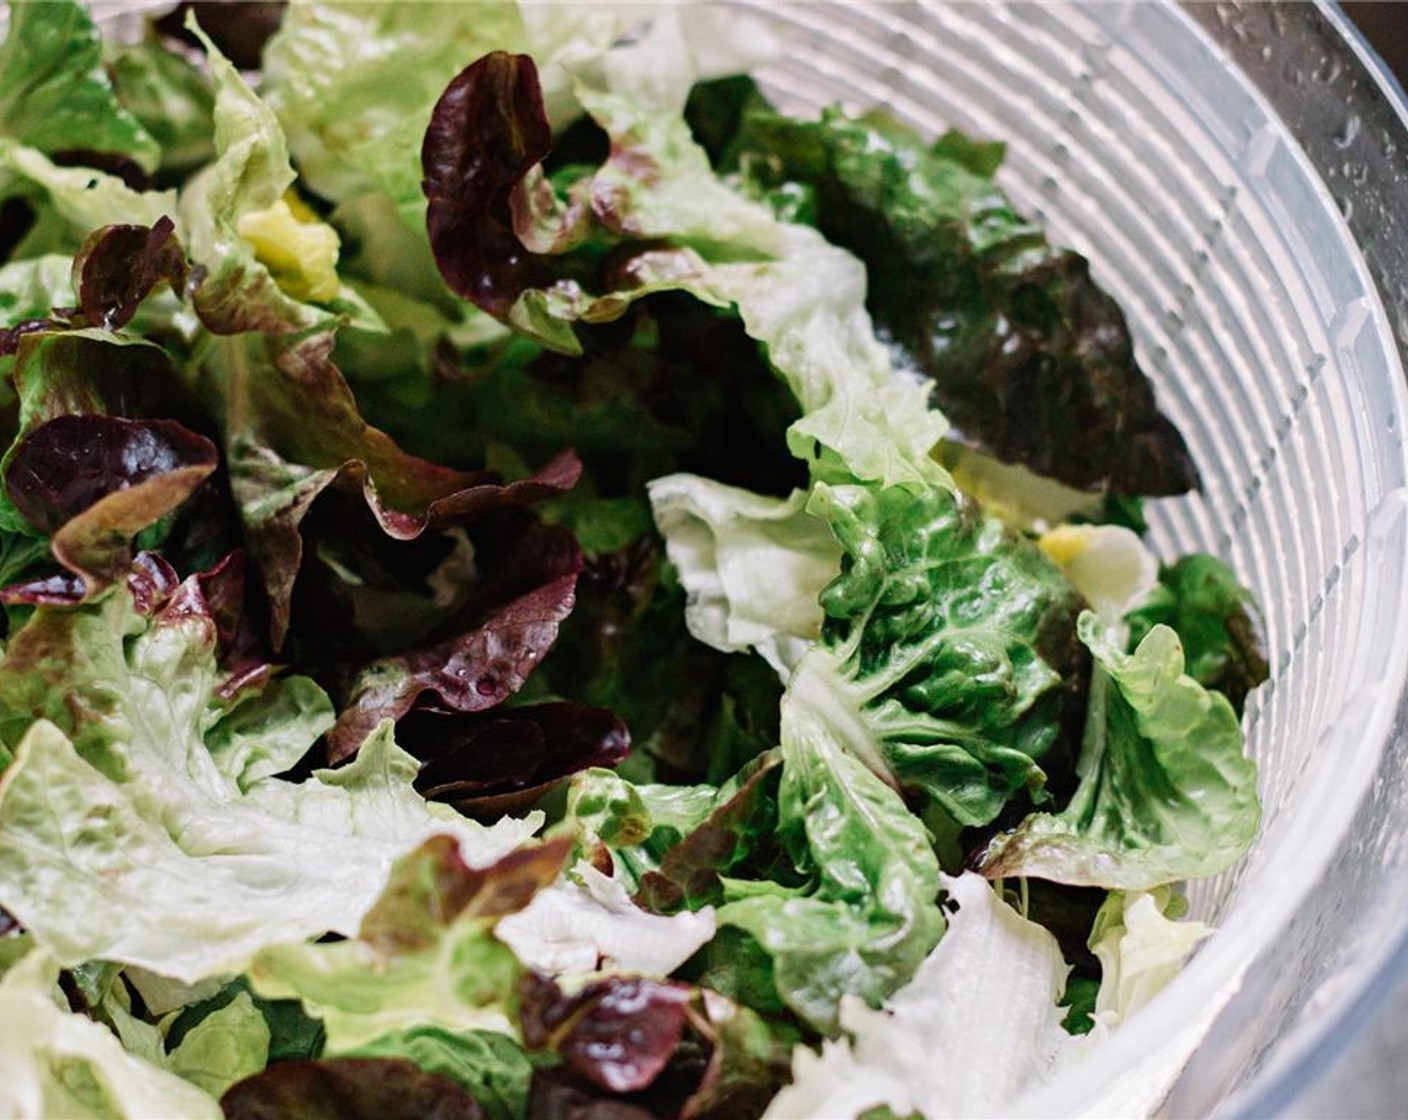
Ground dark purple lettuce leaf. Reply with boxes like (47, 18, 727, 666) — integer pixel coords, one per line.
(519, 973, 693, 1095)
(359, 834, 571, 955)
(223, 330, 581, 649)
(405, 701, 629, 816)
(520, 978, 792, 1120)
(323, 512, 583, 760)
(4, 414, 217, 591)
(221, 1059, 487, 1120)
(635, 753, 783, 914)
(1, 218, 188, 355)
(70, 216, 190, 331)
(423, 51, 554, 318)
(0, 547, 180, 609)
(732, 109, 1198, 498)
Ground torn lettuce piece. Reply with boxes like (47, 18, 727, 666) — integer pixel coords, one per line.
(0, 0, 159, 172)
(250, 834, 568, 1052)
(0, 143, 177, 255)
(1085, 889, 1211, 1037)
(787, 479, 1087, 827)
(348, 1027, 533, 1120)
(176, 19, 355, 333)
(0, 577, 540, 981)
(1125, 553, 1269, 717)
(649, 474, 840, 677)
(0, 949, 221, 1120)
(716, 687, 945, 1034)
(496, 860, 716, 979)
(763, 873, 1069, 1120)
(732, 107, 1198, 499)
(101, 983, 270, 1099)
(978, 612, 1260, 889)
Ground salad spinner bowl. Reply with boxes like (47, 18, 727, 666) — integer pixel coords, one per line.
(732, 3, 1408, 1115)
(60, 0, 1408, 1114)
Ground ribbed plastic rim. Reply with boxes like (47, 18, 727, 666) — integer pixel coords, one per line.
(1205, 10, 1408, 1113)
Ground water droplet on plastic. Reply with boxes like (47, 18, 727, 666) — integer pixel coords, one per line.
(1259, 44, 1273, 62)
(1337, 195, 1354, 221)
(1312, 55, 1342, 84)
(1334, 115, 1361, 149)
(1282, 60, 1304, 87)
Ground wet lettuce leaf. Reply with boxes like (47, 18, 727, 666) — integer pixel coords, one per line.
(518, 972, 791, 1119)
(732, 108, 1198, 499)
(407, 702, 629, 818)
(0, 0, 159, 173)
(786, 480, 1087, 828)
(978, 613, 1260, 889)
(1125, 554, 1269, 716)
(0, 569, 540, 980)
(716, 687, 945, 1034)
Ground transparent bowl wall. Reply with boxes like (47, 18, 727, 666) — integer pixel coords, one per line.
(740, 1, 1408, 1116)
(60, 0, 1408, 1114)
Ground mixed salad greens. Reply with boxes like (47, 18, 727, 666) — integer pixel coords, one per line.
(0, 2, 1269, 1117)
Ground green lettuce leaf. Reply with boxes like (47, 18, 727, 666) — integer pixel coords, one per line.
(786, 480, 1087, 827)
(1085, 889, 1211, 1039)
(649, 474, 840, 677)
(978, 613, 1260, 889)
(107, 40, 216, 176)
(1125, 553, 1269, 716)
(250, 834, 568, 1051)
(0, 0, 159, 172)
(0, 577, 541, 980)
(716, 688, 945, 1034)
(763, 873, 1069, 1120)
(101, 981, 271, 1099)
(177, 19, 354, 334)
(0, 948, 221, 1119)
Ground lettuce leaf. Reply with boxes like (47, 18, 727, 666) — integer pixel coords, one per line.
(732, 108, 1198, 499)
(0, 573, 540, 981)
(348, 1027, 532, 1120)
(250, 834, 568, 1050)
(0, 948, 221, 1120)
(0, 0, 159, 172)
(1125, 553, 1269, 716)
(1085, 889, 1210, 1035)
(715, 687, 945, 1034)
(787, 480, 1087, 827)
(495, 859, 716, 979)
(221, 1057, 487, 1120)
(649, 474, 840, 677)
(978, 613, 1260, 889)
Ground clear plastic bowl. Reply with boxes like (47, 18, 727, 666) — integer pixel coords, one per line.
(736, 1, 1408, 1114)
(61, 0, 1408, 1114)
